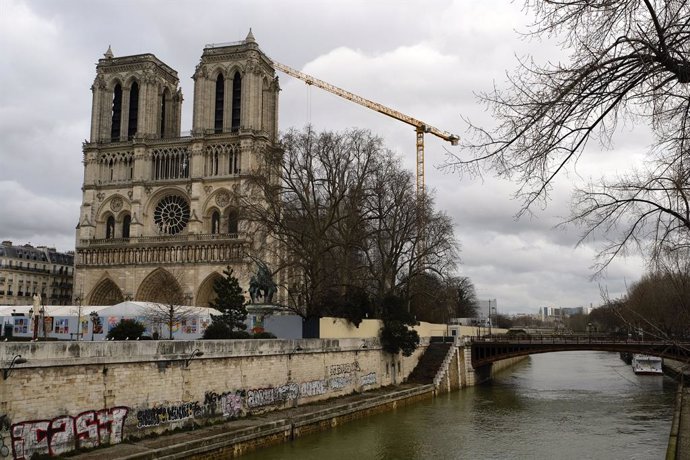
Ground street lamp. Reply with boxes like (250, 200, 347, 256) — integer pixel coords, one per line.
(184, 349, 204, 367)
(3, 355, 28, 380)
(89, 311, 99, 341)
(75, 296, 82, 341)
(587, 322, 592, 342)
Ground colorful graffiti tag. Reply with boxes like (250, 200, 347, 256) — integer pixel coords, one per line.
(10, 407, 128, 460)
(360, 372, 377, 387)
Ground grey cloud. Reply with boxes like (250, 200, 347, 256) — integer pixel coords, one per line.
(1, 0, 647, 312)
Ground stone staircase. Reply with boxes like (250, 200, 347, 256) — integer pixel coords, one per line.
(407, 341, 453, 384)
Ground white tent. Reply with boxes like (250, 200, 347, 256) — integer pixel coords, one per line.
(0, 302, 221, 340)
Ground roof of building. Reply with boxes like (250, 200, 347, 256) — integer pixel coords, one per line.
(0, 302, 221, 318)
(0, 241, 73, 265)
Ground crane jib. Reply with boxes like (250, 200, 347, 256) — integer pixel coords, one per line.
(271, 57, 459, 192)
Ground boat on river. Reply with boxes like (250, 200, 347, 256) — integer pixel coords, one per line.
(631, 354, 663, 375)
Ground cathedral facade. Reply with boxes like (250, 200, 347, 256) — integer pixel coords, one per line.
(75, 31, 280, 306)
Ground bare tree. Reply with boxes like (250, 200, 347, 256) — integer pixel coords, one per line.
(447, 276, 479, 318)
(622, 248, 690, 338)
(362, 154, 458, 305)
(445, 1, 690, 266)
(243, 127, 380, 317)
(244, 126, 459, 320)
(568, 158, 690, 270)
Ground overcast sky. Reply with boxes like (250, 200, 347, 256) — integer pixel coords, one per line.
(0, 0, 648, 313)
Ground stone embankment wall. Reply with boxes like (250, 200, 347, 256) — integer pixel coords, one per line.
(0, 338, 426, 459)
(455, 344, 527, 387)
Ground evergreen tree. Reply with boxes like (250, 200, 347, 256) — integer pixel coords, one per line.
(209, 266, 248, 332)
(379, 295, 419, 357)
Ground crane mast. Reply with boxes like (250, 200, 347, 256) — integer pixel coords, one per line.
(270, 59, 459, 195)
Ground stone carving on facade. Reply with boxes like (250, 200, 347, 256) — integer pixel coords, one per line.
(127, 190, 133, 200)
(110, 196, 123, 212)
(204, 185, 213, 194)
(193, 63, 208, 80)
(96, 192, 105, 201)
(81, 213, 93, 227)
(190, 209, 200, 222)
(215, 190, 230, 208)
(92, 73, 107, 91)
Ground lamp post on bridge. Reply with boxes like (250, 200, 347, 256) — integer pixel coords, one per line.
(587, 322, 592, 343)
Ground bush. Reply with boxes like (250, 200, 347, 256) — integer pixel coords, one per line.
(107, 319, 146, 340)
(230, 330, 252, 339)
(202, 321, 231, 339)
(380, 320, 420, 356)
(252, 331, 276, 339)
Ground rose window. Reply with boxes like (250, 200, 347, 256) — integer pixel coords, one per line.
(154, 195, 190, 235)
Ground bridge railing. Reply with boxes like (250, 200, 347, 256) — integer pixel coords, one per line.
(468, 334, 672, 345)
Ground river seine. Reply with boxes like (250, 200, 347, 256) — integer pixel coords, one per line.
(243, 351, 676, 460)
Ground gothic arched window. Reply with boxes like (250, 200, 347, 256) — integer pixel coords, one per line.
(122, 214, 131, 238)
(111, 84, 122, 142)
(231, 72, 241, 131)
(227, 209, 238, 234)
(215, 74, 225, 133)
(211, 211, 220, 234)
(160, 88, 168, 139)
(106, 216, 115, 239)
(128, 81, 139, 140)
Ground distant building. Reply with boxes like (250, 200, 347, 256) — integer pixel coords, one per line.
(540, 305, 586, 324)
(0, 241, 75, 306)
(476, 299, 498, 326)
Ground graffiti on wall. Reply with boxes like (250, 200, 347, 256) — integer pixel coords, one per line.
(246, 383, 299, 409)
(329, 361, 361, 376)
(360, 372, 377, 387)
(299, 379, 328, 398)
(135, 402, 199, 428)
(0, 415, 10, 458)
(328, 375, 352, 390)
(1, 362, 380, 457)
(203, 391, 244, 418)
(9, 407, 128, 460)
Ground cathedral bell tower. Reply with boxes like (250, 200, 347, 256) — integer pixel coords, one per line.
(75, 31, 280, 308)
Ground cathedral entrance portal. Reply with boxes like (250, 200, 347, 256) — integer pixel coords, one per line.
(89, 278, 125, 305)
(137, 268, 185, 305)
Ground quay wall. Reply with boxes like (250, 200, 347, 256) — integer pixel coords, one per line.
(458, 344, 527, 386)
(0, 338, 426, 459)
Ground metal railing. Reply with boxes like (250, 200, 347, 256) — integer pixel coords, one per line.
(469, 334, 686, 345)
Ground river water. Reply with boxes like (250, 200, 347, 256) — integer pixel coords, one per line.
(242, 351, 676, 460)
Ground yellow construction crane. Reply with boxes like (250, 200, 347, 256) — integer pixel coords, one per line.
(270, 59, 459, 195)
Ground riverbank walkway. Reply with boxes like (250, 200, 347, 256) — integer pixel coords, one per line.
(665, 360, 690, 459)
(69, 383, 434, 459)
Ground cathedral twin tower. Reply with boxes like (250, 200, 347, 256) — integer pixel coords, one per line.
(75, 31, 280, 307)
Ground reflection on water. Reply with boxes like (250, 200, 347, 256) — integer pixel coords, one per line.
(242, 351, 675, 460)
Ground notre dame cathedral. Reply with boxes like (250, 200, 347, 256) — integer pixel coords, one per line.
(75, 30, 280, 306)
